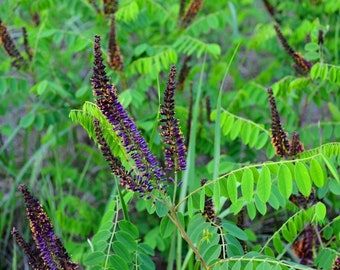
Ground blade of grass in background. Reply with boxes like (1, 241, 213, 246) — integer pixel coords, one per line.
(213, 43, 240, 211)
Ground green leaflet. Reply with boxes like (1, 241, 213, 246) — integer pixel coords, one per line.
(294, 162, 312, 197)
(321, 154, 340, 182)
(230, 119, 243, 140)
(246, 202, 256, 220)
(227, 174, 238, 203)
(277, 164, 293, 199)
(309, 158, 326, 187)
(315, 202, 327, 222)
(256, 166, 271, 203)
(241, 168, 254, 202)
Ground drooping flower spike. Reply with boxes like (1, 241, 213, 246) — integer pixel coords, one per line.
(159, 65, 187, 173)
(12, 184, 78, 270)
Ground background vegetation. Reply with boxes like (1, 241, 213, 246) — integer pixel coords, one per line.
(0, 0, 339, 269)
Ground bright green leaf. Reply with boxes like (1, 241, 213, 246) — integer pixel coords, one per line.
(294, 162, 312, 197)
(277, 164, 293, 199)
(227, 174, 238, 203)
(241, 168, 254, 202)
(310, 159, 325, 187)
(256, 166, 271, 203)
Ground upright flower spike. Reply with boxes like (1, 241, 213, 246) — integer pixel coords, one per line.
(267, 88, 290, 158)
(273, 25, 313, 74)
(0, 19, 26, 69)
(91, 35, 166, 194)
(14, 184, 78, 270)
(108, 15, 124, 72)
(159, 65, 187, 173)
(180, 0, 204, 29)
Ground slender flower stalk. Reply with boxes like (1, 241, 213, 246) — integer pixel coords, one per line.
(108, 15, 124, 71)
(159, 65, 187, 173)
(267, 88, 290, 158)
(13, 184, 78, 270)
(274, 25, 313, 74)
(180, 0, 204, 29)
(0, 19, 26, 69)
(91, 35, 166, 195)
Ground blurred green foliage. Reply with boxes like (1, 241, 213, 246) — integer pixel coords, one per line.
(0, 0, 339, 269)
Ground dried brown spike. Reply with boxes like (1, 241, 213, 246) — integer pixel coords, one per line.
(180, 0, 204, 29)
(108, 15, 124, 71)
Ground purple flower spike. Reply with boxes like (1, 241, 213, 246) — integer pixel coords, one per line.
(160, 65, 187, 173)
(15, 184, 78, 270)
(91, 35, 166, 196)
